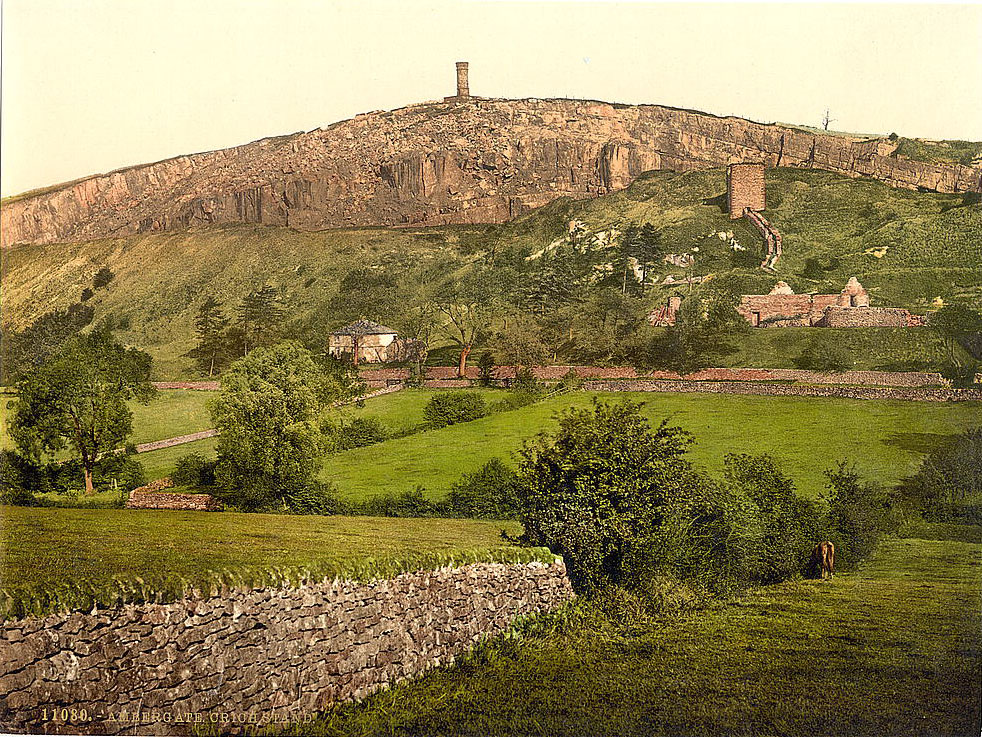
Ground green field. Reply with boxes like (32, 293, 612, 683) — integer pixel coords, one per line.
(317, 391, 982, 501)
(1, 389, 217, 451)
(0, 507, 528, 619)
(308, 531, 982, 737)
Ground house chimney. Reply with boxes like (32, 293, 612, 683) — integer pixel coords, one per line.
(455, 61, 470, 98)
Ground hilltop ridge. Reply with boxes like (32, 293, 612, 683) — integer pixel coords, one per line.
(2, 97, 981, 249)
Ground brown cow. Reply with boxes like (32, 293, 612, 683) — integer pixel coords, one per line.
(809, 541, 835, 579)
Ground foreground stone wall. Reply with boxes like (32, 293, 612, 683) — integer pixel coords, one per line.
(0, 560, 572, 736)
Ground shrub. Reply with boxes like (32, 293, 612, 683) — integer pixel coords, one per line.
(824, 463, 890, 569)
(354, 488, 443, 517)
(172, 453, 217, 488)
(898, 427, 982, 523)
(515, 399, 700, 593)
(511, 367, 542, 394)
(0, 451, 39, 506)
(447, 458, 519, 519)
(422, 391, 487, 429)
(490, 391, 539, 414)
(93, 449, 146, 493)
(477, 351, 496, 386)
(722, 454, 825, 583)
(325, 416, 389, 451)
(92, 267, 115, 289)
(285, 481, 344, 515)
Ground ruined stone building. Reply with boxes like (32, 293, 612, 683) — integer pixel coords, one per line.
(737, 277, 925, 327)
(649, 278, 925, 328)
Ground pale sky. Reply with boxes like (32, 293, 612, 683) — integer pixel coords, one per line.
(2, 0, 981, 197)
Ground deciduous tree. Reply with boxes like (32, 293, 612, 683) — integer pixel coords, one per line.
(10, 327, 155, 494)
(211, 342, 338, 511)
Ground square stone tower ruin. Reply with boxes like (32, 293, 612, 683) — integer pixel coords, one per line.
(444, 62, 471, 102)
(727, 163, 766, 218)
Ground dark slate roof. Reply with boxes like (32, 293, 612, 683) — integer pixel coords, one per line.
(331, 319, 398, 336)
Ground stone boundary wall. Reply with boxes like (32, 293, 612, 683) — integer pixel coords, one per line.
(126, 492, 222, 512)
(332, 384, 404, 405)
(361, 366, 949, 388)
(151, 382, 220, 391)
(134, 429, 219, 454)
(0, 560, 573, 736)
(582, 379, 982, 403)
(155, 368, 948, 391)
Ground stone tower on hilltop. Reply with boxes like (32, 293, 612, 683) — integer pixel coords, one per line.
(444, 61, 471, 102)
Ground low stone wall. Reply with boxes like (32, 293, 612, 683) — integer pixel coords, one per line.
(0, 560, 573, 735)
(361, 365, 948, 388)
(582, 379, 982, 402)
(150, 382, 220, 391)
(134, 429, 219, 454)
(126, 480, 222, 511)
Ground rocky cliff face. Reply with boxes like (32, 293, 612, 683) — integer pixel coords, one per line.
(3, 98, 980, 248)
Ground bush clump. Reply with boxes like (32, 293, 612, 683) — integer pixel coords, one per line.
(354, 488, 442, 518)
(824, 463, 891, 568)
(898, 427, 982, 524)
(513, 398, 885, 601)
(423, 391, 487, 429)
(447, 458, 519, 519)
(285, 481, 345, 515)
(172, 453, 217, 488)
(322, 416, 389, 453)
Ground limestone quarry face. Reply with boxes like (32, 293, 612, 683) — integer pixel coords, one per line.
(2, 98, 981, 248)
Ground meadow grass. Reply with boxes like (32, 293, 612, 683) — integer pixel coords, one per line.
(1, 389, 217, 451)
(318, 391, 982, 501)
(302, 532, 982, 737)
(0, 506, 527, 620)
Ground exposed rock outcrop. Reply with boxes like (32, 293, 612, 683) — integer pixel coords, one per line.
(3, 98, 980, 248)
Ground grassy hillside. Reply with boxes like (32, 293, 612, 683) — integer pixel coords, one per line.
(308, 532, 982, 737)
(2, 168, 979, 378)
(0, 506, 529, 619)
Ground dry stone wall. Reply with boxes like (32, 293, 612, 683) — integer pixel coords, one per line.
(582, 379, 982, 402)
(359, 365, 949, 388)
(0, 560, 573, 736)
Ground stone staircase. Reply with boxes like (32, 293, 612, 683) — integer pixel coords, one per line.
(743, 208, 783, 270)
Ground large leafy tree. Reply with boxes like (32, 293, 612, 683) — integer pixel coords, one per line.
(211, 342, 340, 511)
(10, 327, 155, 494)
